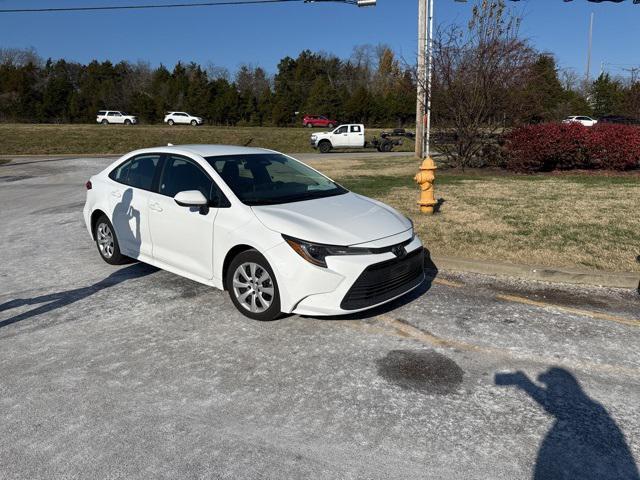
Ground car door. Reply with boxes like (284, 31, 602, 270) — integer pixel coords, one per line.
(147, 154, 219, 280)
(332, 125, 350, 147)
(107, 153, 161, 259)
(178, 113, 189, 124)
(349, 125, 365, 147)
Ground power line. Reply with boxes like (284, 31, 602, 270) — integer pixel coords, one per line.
(0, 0, 310, 14)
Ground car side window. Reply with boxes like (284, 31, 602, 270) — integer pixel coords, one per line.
(159, 156, 214, 200)
(109, 154, 161, 190)
(336, 126, 348, 134)
(350, 125, 361, 133)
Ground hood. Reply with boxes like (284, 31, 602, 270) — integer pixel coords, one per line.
(251, 192, 411, 246)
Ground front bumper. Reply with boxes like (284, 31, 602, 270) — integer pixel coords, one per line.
(267, 234, 424, 316)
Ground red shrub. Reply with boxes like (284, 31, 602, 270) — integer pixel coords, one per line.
(504, 123, 640, 172)
(585, 124, 640, 170)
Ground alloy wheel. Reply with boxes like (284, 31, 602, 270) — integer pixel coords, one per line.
(96, 222, 114, 259)
(232, 262, 274, 313)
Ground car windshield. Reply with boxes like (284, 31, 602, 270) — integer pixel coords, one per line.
(205, 153, 347, 206)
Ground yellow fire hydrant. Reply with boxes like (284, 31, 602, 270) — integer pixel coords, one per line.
(414, 156, 437, 214)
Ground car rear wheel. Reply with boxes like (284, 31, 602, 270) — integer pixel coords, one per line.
(167, 119, 174, 126)
(227, 250, 281, 321)
(327, 123, 334, 129)
(101, 119, 108, 125)
(306, 123, 313, 128)
(318, 140, 332, 154)
(94, 215, 128, 265)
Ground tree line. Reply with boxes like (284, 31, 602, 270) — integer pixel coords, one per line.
(0, 45, 415, 127)
(0, 14, 638, 128)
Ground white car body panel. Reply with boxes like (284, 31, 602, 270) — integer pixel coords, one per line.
(83, 144, 424, 316)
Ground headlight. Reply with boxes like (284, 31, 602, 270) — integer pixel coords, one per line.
(311, 135, 317, 140)
(283, 235, 374, 268)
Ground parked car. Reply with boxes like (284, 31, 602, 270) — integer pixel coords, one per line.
(83, 145, 423, 321)
(562, 116, 598, 127)
(164, 111, 204, 126)
(302, 115, 337, 129)
(96, 110, 138, 125)
(597, 115, 640, 125)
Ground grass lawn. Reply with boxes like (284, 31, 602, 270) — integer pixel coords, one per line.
(0, 123, 415, 155)
(304, 155, 640, 273)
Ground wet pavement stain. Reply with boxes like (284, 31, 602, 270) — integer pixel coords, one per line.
(377, 349, 464, 394)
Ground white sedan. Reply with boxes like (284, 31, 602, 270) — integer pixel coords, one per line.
(164, 112, 204, 126)
(83, 145, 424, 320)
(562, 116, 598, 127)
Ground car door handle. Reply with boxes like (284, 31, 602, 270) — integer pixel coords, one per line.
(149, 202, 163, 212)
(111, 191, 122, 198)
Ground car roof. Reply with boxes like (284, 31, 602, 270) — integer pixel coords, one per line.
(132, 144, 274, 157)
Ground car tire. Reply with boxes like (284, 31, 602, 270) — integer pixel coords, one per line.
(306, 123, 312, 128)
(124, 119, 131, 125)
(382, 142, 393, 152)
(328, 123, 334, 129)
(191, 119, 197, 126)
(101, 119, 108, 125)
(226, 250, 281, 321)
(318, 140, 332, 154)
(167, 119, 174, 126)
(94, 215, 128, 265)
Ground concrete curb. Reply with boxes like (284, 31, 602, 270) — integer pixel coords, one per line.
(431, 255, 640, 290)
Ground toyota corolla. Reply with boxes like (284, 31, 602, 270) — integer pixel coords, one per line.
(83, 145, 425, 320)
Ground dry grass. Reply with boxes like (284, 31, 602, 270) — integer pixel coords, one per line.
(0, 124, 415, 155)
(307, 156, 640, 273)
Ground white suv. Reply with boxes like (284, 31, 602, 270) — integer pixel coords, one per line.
(164, 112, 204, 126)
(96, 110, 138, 125)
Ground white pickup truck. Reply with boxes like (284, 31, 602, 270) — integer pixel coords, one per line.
(310, 124, 366, 153)
(310, 124, 403, 153)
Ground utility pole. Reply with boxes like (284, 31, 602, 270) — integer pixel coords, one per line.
(424, 0, 434, 158)
(586, 11, 594, 83)
(415, 0, 427, 159)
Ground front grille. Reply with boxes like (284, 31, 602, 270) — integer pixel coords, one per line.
(341, 248, 425, 310)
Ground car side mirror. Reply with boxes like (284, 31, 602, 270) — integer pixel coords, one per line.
(174, 190, 208, 207)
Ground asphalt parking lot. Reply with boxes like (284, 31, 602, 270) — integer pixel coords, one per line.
(1, 155, 639, 479)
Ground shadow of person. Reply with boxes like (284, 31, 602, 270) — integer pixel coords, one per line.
(495, 368, 640, 480)
(111, 188, 141, 259)
(0, 263, 157, 329)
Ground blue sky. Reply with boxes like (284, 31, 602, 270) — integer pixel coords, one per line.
(0, 0, 638, 78)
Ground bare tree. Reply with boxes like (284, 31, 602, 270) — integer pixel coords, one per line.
(428, 0, 536, 169)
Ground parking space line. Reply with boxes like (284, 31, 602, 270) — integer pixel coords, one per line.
(370, 314, 640, 379)
(495, 294, 640, 327)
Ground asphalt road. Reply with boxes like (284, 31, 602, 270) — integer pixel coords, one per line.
(1, 156, 639, 480)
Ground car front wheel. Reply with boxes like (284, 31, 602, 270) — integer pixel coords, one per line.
(191, 119, 197, 126)
(227, 250, 281, 321)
